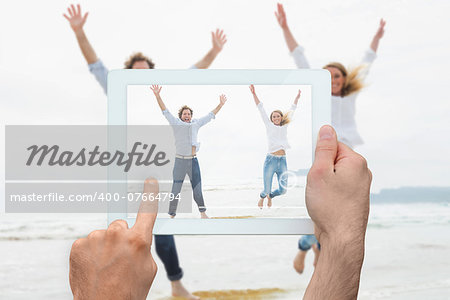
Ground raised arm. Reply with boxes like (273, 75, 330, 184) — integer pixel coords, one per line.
(195, 95, 226, 127)
(212, 94, 227, 115)
(150, 86, 180, 125)
(359, 19, 385, 77)
(370, 19, 386, 53)
(275, 4, 310, 68)
(293, 89, 301, 106)
(250, 85, 271, 126)
(194, 29, 227, 69)
(249, 85, 261, 105)
(149, 85, 166, 111)
(275, 3, 299, 53)
(288, 89, 301, 116)
(63, 4, 98, 64)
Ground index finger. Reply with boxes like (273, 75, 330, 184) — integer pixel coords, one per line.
(132, 177, 159, 244)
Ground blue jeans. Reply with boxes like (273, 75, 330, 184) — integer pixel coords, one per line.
(169, 157, 206, 216)
(260, 154, 288, 198)
(154, 235, 183, 281)
(298, 235, 321, 251)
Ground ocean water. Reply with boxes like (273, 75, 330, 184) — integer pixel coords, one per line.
(0, 187, 449, 299)
(128, 179, 309, 219)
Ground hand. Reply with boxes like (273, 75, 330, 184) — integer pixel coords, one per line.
(306, 125, 372, 244)
(150, 85, 162, 96)
(249, 84, 256, 95)
(374, 18, 386, 40)
(211, 29, 227, 53)
(275, 3, 288, 29)
(295, 89, 301, 103)
(219, 94, 227, 106)
(69, 178, 159, 300)
(63, 4, 88, 33)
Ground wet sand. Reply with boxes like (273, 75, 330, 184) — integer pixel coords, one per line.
(1, 204, 449, 299)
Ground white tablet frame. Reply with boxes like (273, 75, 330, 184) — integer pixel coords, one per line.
(107, 69, 330, 234)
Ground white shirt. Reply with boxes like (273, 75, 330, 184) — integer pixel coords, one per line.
(162, 109, 215, 155)
(257, 102, 297, 153)
(291, 45, 377, 148)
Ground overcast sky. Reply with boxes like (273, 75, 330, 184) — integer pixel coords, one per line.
(1, 0, 450, 210)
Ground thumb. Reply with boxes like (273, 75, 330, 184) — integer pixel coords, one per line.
(311, 125, 338, 175)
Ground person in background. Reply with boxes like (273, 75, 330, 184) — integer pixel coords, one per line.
(274, 2, 384, 275)
(64, 4, 227, 299)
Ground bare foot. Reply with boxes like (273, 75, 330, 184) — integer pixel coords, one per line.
(170, 215, 175, 219)
(171, 280, 200, 300)
(200, 212, 209, 219)
(258, 197, 265, 209)
(267, 196, 272, 208)
(293, 250, 307, 274)
(312, 243, 320, 267)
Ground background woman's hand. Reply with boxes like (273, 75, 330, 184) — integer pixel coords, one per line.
(275, 3, 288, 29)
(370, 18, 386, 52)
(374, 19, 386, 40)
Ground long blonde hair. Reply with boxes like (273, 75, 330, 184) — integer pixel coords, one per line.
(323, 62, 367, 97)
(270, 110, 293, 126)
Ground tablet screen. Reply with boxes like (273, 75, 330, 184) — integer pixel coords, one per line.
(126, 84, 312, 219)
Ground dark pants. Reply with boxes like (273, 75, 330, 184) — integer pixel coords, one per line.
(155, 235, 183, 281)
(169, 157, 206, 216)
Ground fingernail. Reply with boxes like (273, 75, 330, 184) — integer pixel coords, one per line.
(319, 125, 333, 140)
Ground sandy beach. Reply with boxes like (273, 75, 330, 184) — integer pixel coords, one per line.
(1, 200, 449, 299)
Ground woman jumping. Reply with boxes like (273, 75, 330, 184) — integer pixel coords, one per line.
(249, 84, 301, 209)
(275, 2, 385, 274)
(276, 3, 385, 148)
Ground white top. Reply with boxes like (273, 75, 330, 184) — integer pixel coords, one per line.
(257, 102, 297, 153)
(291, 46, 377, 148)
(162, 109, 215, 155)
